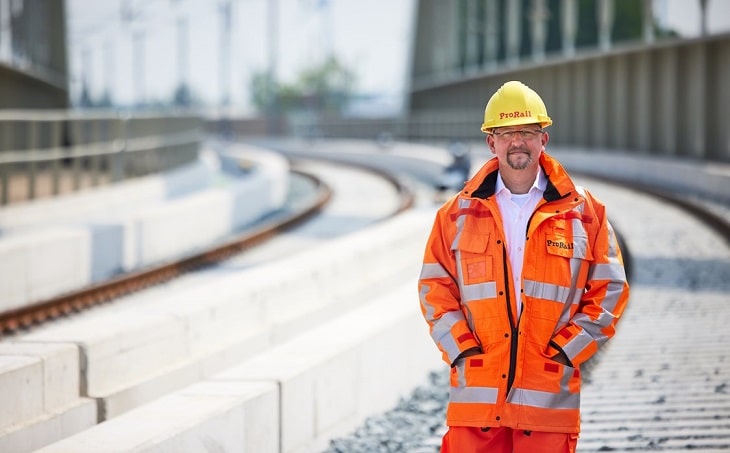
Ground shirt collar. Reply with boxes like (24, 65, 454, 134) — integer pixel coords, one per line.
(496, 169, 547, 196)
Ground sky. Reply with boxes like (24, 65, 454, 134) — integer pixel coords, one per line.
(66, 0, 417, 114)
(65, 0, 730, 115)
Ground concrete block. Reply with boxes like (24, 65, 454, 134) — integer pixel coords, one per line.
(215, 353, 318, 453)
(99, 326, 270, 420)
(213, 281, 443, 453)
(220, 143, 289, 210)
(135, 190, 231, 266)
(35, 381, 279, 453)
(0, 237, 28, 311)
(0, 399, 97, 453)
(25, 228, 91, 304)
(0, 342, 80, 412)
(0, 227, 93, 311)
(20, 312, 188, 398)
(88, 223, 125, 282)
(0, 355, 44, 430)
(229, 175, 270, 230)
(0, 157, 214, 232)
(162, 152, 217, 199)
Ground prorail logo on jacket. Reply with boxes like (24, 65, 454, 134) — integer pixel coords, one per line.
(546, 239, 574, 250)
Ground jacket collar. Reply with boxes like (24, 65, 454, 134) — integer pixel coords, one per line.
(465, 152, 575, 202)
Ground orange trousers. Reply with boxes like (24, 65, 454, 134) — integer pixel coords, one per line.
(441, 426, 578, 453)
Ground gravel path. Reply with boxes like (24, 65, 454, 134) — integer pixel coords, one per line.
(322, 177, 730, 452)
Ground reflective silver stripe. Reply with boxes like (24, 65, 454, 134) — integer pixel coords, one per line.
(509, 365, 579, 410)
(508, 387, 580, 410)
(419, 283, 436, 322)
(589, 260, 625, 282)
(524, 279, 578, 333)
(523, 280, 572, 303)
(571, 219, 589, 259)
(453, 359, 467, 387)
(450, 386, 499, 404)
(431, 310, 464, 340)
(600, 280, 626, 313)
(420, 262, 450, 280)
(451, 200, 473, 292)
(431, 311, 466, 362)
(562, 325, 598, 358)
(462, 281, 498, 301)
(565, 256, 585, 304)
(439, 335, 461, 364)
(450, 199, 472, 251)
(607, 221, 619, 257)
(569, 256, 584, 293)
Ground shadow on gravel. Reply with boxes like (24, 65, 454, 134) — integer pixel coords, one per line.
(628, 255, 730, 291)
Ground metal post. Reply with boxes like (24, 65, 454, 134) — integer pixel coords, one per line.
(561, 0, 577, 56)
(219, 0, 232, 108)
(699, 0, 708, 36)
(51, 119, 61, 195)
(267, 0, 279, 135)
(642, 0, 654, 43)
(28, 120, 37, 200)
(0, 121, 8, 205)
(90, 120, 100, 186)
(530, 0, 549, 61)
(71, 120, 82, 190)
(505, 0, 521, 65)
(484, 0, 500, 68)
(598, 0, 614, 51)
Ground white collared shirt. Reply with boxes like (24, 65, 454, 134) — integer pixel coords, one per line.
(495, 170, 547, 320)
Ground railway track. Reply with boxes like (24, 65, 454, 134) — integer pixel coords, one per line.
(0, 160, 414, 336)
(1, 140, 727, 452)
(1, 144, 727, 347)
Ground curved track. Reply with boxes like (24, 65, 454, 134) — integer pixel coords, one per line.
(0, 160, 413, 336)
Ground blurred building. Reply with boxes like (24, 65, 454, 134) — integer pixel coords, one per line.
(0, 0, 69, 108)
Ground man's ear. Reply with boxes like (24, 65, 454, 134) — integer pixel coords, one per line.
(486, 136, 496, 155)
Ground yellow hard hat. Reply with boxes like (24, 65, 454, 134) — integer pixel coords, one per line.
(480, 80, 552, 133)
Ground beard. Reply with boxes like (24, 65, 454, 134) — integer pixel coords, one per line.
(506, 148, 533, 170)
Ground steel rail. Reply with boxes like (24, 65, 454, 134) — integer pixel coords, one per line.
(0, 170, 330, 335)
(573, 171, 730, 245)
(0, 155, 416, 336)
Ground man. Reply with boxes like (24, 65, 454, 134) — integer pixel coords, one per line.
(418, 80, 630, 452)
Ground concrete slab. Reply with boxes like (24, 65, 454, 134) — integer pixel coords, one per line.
(20, 312, 189, 397)
(99, 326, 271, 420)
(0, 237, 27, 310)
(213, 282, 442, 453)
(0, 355, 43, 430)
(0, 228, 91, 311)
(34, 381, 279, 453)
(0, 157, 216, 232)
(0, 399, 97, 453)
(0, 342, 80, 412)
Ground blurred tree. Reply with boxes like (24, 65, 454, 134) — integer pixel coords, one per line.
(172, 83, 193, 107)
(250, 55, 356, 115)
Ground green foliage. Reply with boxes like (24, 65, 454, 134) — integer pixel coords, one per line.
(250, 55, 356, 115)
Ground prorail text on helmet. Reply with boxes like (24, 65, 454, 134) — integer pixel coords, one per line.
(499, 110, 533, 120)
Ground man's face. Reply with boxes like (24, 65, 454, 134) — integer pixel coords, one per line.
(486, 124, 548, 171)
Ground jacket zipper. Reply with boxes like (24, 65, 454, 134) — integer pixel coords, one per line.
(502, 244, 519, 395)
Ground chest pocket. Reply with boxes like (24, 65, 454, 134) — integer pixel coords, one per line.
(545, 231, 591, 261)
(454, 232, 493, 285)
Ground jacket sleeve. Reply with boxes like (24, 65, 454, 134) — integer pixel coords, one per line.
(418, 206, 481, 366)
(548, 192, 630, 367)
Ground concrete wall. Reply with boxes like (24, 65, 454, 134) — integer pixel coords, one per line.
(408, 33, 730, 162)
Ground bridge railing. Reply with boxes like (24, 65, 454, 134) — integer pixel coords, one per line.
(0, 111, 202, 205)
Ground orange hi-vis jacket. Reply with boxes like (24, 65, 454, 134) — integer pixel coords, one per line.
(418, 152, 630, 434)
